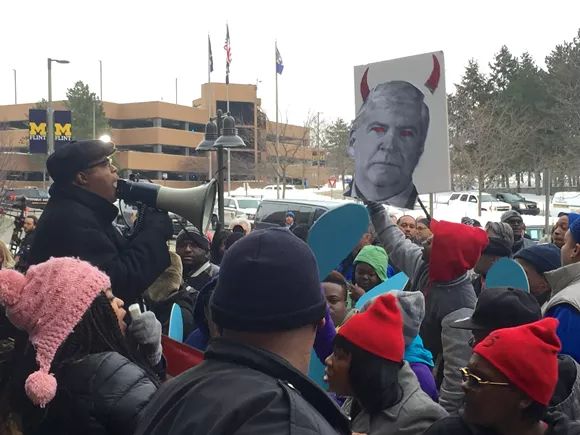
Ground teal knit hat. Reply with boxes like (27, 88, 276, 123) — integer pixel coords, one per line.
(354, 245, 388, 282)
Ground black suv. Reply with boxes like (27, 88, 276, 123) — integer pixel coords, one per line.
(2, 187, 50, 210)
(495, 192, 540, 216)
(254, 199, 340, 231)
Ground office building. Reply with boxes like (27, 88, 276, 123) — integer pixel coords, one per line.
(0, 82, 329, 189)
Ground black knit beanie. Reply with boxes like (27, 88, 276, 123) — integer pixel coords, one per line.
(211, 227, 326, 332)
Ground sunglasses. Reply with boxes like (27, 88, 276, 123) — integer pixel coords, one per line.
(460, 367, 510, 389)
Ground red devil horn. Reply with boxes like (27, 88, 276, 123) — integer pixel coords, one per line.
(360, 67, 370, 102)
(425, 54, 441, 94)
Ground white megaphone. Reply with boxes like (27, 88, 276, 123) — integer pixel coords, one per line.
(116, 179, 217, 233)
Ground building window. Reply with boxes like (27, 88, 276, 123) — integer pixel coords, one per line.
(108, 119, 154, 129)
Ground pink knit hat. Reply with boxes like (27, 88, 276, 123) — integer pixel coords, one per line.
(0, 257, 111, 407)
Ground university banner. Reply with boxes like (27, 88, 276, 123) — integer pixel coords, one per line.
(29, 109, 73, 154)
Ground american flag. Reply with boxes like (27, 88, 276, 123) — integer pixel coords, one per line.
(224, 24, 231, 84)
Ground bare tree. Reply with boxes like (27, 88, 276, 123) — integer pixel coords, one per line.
(260, 111, 314, 198)
(0, 123, 22, 191)
(178, 151, 213, 181)
(450, 95, 533, 215)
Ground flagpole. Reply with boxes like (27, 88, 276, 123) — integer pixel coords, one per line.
(275, 40, 280, 198)
(207, 33, 213, 180)
(225, 23, 231, 193)
(226, 22, 230, 113)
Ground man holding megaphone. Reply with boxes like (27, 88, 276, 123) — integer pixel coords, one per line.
(27, 139, 174, 305)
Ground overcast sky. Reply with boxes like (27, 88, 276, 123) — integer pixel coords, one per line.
(1, 0, 580, 127)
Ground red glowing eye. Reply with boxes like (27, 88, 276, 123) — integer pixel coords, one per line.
(401, 130, 412, 137)
(372, 127, 385, 133)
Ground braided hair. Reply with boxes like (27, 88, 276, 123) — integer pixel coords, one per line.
(5, 293, 160, 432)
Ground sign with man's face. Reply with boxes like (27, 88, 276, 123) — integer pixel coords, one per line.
(348, 51, 451, 209)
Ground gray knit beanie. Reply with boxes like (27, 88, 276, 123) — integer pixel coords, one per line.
(361, 291, 425, 346)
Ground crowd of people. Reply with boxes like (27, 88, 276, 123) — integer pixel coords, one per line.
(0, 139, 579, 435)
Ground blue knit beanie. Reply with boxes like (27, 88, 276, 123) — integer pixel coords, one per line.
(514, 244, 562, 276)
(571, 217, 580, 244)
(211, 227, 326, 332)
(568, 213, 580, 228)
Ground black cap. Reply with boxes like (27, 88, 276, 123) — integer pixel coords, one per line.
(482, 237, 512, 257)
(46, 140, 116, 183)
(452, 287, 541, 331)
(211, 227, 326, 332)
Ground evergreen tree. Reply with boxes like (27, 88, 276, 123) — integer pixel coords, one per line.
(65, 81, 109, 141)
(323, 118, 353, 190)
(489, 45, 519, 93)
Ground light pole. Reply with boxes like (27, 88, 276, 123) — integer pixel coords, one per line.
(99, 60, 103, 100)
(315, 111, 324, 188)
(197, 109, 245, 233)
(47, 58, 70, 157)
(12, 69, 16, 104)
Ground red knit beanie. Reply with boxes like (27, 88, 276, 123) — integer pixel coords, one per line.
(474, 318, 561, 406)
(338, 293, 404, 362)
(429, 219, 488, 282)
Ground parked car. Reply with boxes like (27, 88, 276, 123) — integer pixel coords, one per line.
(1, 187, 50, 210)
(494, 192, 540, 215)
(551, 191, 580, 214)
(211, 197, 262, 230)
(447, 191, 511, 212)
(254, 199, 340, 231)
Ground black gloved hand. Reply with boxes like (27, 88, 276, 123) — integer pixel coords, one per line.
(366, 201, 385, 217)
(142, 209, 174, 240)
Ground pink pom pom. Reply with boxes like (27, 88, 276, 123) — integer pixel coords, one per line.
(25, 371, 57, 408)
(0, 270, 26, 306)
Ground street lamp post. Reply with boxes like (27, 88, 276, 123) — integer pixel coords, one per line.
(99, 60, 103, 100)
(196, 109, 245, 233)
(13, 69, 16, 104)
(47, 58, 70, 156)
(45, 58, 70, 189)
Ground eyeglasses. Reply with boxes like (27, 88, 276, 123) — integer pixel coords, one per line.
(85, 156, 113, 170)
(460, 367, 510, 389)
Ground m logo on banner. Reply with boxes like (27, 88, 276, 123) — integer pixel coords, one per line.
(29, 122, 47, 136)
(29, 109, 73, 154)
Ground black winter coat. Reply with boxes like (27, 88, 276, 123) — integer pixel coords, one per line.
(29, 352, 159, 435)
(147, 287, 197, 338)
(135, 337, 351, 435)
(27, 183, 170, 305)
(423, 412, 580, 435)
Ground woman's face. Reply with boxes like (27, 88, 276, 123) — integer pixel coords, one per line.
(354, 262, 381, 292)
(105, 289, 126, 335)
(325, 347, 354, 397)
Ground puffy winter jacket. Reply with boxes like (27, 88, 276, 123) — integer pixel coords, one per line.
(29, 352, 159, 435)
(370, 206, 488, 413)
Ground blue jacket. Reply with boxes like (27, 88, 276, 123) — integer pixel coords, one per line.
(546, 305, 580, 363)
(545, 262, 580, 364)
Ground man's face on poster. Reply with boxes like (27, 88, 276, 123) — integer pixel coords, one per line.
(352, 82, 429, 200)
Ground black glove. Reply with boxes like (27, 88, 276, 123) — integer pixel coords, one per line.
(366, 201, 385, 217)
(142, 209, 174, 240)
